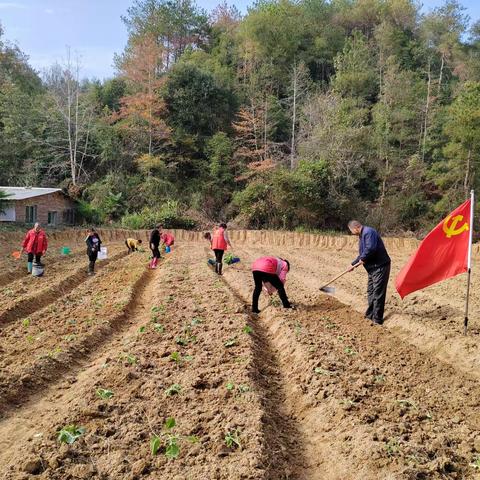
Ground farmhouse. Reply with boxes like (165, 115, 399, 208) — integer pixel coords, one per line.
(0, 187, 76, 226)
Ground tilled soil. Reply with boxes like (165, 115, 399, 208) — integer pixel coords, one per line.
(0, 235, 480, 480)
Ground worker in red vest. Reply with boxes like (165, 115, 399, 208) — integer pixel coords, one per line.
(251, 256, 292, 313)
(22, 222, 48, 274)
(211, 223, 232, 275)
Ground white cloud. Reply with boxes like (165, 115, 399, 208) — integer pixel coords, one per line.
(0, 2, 26, 9)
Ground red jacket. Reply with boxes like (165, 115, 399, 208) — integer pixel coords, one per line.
(161, 233, 175, 246)
(251, 256, 288, 283)
(23, 229, 48, 254)
(211, 227, 228, 251)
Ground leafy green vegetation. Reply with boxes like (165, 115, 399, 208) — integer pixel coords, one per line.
(57, 425, 86, 444)
(96, 388, 114, 400)
(225, 429, 241, 449)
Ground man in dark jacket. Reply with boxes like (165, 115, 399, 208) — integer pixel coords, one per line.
(149, 224, 162, 269)
(86, 228, 102, 275)
(348, 220, 391, 325)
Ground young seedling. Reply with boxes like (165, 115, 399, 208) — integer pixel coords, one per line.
(242, 325, 253, 335)
(226, 382, 235, 391)
(191, 317, 203, 326)
(150, 417, 182, 460)
(374, 374, 385, 384)
(470, 456, 480, 470)
(57, 425, 85, 444)
(119, 352, 138, 365)
(224, 337, 238, 348)
(396, 399, 417, 410)
(270, 297, 281, 307)
(170, 352, 181, 363)
(237, 384, 250, 394)
(96, 388, 114, 400)
(225, 429, 241, 449)
(65, 334, 76, 342)
(22, 318, 31, 328)
(340, 398, 356, 409)
(138, 326, 146, 333)
(165, 384, 182, 396)
(344, 346, 357, 356)
(153, 323, 165, 333)
(294, 322, 302, 336)
(385, 438, 400, 457)
(314, 367, 333, 376)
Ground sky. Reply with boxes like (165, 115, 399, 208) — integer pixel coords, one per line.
(0, 0, 479, 80)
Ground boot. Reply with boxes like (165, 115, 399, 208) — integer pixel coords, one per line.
(27, 261, 33, 274)
(218, 262, 223, 275)
(215, 262, 219, 274)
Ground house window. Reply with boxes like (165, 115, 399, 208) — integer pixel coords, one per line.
(48, 211, 58, 226)
(25, 205, 37, 223)
(63, 208, 75, 225)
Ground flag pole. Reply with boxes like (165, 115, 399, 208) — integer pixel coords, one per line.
(464, 189, 474, 335)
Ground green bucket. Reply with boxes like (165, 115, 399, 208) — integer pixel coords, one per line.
(61, 246, 71, 255)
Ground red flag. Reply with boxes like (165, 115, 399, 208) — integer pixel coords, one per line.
(395, 199, 472, 299)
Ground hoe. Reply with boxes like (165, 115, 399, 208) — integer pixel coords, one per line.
(319, 267, 352, 294)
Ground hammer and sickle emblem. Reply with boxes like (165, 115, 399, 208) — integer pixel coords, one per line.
(443, 215, 469, 238)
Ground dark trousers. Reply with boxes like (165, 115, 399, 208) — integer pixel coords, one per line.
(365, 263, 391, 324)
(125, 240, 136, 253)
(213, 249, 224, 274)
(252, 271, 291, 312)
(27, 253, 42, 263)
(88, 252, 98, 273)
(151, 246, 160, 259)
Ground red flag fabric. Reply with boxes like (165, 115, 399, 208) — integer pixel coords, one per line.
(395, 199, 471, 299)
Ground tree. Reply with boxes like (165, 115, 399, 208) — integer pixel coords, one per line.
(332, 31, 378, 101)
(163, 63, 236, 139)
(115, 34, 169, 156)
(41, 50, 97, 186)
(288, 60, 310, 168)
(122, 0, 209, 68)
(432, 82, 480, 205)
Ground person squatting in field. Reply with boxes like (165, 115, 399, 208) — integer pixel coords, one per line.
(251, 256, 292, 314)
(126, 238, 142, 253)
(210, 223, 233, 275)
(347, 220, 391, 325)
(22, 222, 47, 274)
(86, 228, 102, 275)
(149, 224, 162, 269)
(161, 232, 175, 251)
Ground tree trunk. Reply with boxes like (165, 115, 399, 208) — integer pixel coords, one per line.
(421, 60, 432, 162)
(438, 52, 445, 96)
(464, 148, 472, 197)
(291, 62, 297, 170)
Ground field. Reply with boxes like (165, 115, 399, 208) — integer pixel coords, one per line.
(1, 229, 480, 480)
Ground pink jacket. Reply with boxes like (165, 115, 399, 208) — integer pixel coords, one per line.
(161, 233, 175, 246)
(251, 256, 288, 283)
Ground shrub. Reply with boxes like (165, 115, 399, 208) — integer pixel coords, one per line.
(121, 201, 196, 230)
